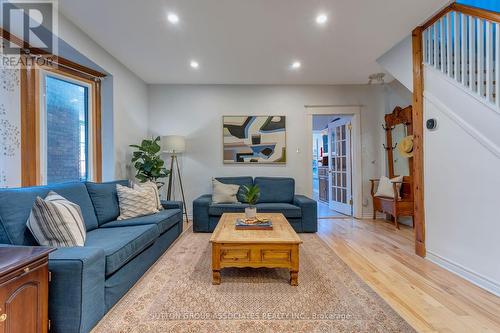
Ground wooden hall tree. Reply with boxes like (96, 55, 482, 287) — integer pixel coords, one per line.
(370, 106, 414, 229)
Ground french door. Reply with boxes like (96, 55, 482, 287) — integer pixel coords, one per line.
(327, 119, 353, 215)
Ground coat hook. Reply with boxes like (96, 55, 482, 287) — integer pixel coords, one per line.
(383, 143, 398, 151)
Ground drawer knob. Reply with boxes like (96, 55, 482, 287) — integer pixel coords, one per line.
(0, 313, 7, 322)
(24, 267, 30, 273)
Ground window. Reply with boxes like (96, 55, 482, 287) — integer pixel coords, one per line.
(40, 73, 92, 184)
(20, 61, 103, 186)
(456, 0, 500, 13)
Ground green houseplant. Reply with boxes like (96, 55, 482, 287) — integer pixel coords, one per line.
(241, 185, 260, 219)
(130, 136, 170, 188)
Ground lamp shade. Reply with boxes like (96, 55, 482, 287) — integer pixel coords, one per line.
(162, 135, 186, 153)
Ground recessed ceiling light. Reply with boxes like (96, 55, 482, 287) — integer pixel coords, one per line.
(291, 61, 301, 70)
(316, 13, 328, 25)
(167, 12, 179, 24)
(190, 60, 199, 69)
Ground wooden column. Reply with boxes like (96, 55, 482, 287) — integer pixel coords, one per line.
(412, 27, 426, 257)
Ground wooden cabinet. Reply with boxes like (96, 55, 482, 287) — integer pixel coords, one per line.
(0, 247, 54, 333)
(318, 166, 329, 203)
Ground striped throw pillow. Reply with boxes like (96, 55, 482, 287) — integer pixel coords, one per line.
(26, 191, 86, 247)
(134, 181, 163, 211)
(116, 184, 159, 220)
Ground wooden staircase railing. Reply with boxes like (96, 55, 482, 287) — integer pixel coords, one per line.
(411, 2, 500, 258)
(422, 4, 500, 110)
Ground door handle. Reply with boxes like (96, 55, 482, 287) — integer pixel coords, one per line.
(0, 313, 7, 322)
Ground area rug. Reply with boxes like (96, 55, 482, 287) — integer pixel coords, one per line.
(92, 230, 416, 333)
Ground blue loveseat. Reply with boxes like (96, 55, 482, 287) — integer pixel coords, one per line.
(193, 177, 317, 233)
(0, 180, 183, 333)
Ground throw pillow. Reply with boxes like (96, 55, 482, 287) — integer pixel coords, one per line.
(374, 176, 404, 199)
(134, 181, 163, 211)
(212, 178, 240, 204)
(26, 191, 86, 247)
(116, 184, 159, 220)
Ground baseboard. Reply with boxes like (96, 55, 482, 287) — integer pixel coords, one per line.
(426, 251, 500, 297)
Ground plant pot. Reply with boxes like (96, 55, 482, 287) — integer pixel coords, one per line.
(245, 206, 257, 219)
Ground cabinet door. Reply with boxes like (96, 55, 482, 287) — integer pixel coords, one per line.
(0, 264, 49, 333)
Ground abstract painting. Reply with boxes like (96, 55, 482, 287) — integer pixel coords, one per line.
(223, 116, 286, 164)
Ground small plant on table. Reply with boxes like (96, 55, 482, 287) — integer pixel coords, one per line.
(241, 185, 260, 219)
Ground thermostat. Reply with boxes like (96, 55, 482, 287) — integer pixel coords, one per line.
(426, 118, 437, 130)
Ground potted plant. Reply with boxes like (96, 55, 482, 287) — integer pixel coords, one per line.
(241, 185, 260, 219)
(130, 136, 170, 188)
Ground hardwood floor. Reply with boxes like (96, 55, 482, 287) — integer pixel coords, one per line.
(317, 218, 500, 333)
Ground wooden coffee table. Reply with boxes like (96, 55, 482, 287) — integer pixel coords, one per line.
(210, 213, 302, 286)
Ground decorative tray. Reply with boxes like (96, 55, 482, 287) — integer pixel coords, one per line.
(235, 217, 273, 230)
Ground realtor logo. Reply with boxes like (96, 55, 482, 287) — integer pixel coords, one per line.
(1, 0, 57, 55)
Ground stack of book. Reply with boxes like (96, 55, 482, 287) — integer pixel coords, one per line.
(235, 218, 273, 230)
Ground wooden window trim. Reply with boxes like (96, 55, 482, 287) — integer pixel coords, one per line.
(20, 56, 40, 186)
(21, 62, 103, 186)
(0, 28, 106, 79)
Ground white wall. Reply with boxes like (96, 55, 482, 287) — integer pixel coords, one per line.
(424, 76, 500, 296)
(53, 15, 149, 180)
(0, 60, 20, 187)
(148, 84, 392, 217)
(377, 36, 413, 92)
(386, 80, 412, 112)
(425, 66, 500, 151)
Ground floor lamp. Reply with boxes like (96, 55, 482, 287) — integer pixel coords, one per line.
(162, 135, 189, 224)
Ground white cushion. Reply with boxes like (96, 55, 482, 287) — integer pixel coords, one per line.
(212, 179, 240, 204)
(134, 181, 163, 211)
(374, 176, 403, 199)
(26, 191, 86, 247)
(116, 184, 159, 220)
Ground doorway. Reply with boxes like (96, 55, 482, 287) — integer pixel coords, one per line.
(312, 115, 353, 218)
(307, 106, 362, 219)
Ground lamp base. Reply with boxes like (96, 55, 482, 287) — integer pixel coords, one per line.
(166, 154, 189, 224)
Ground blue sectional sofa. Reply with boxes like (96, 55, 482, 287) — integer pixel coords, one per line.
(0, 180, 183, 333)
(193, 177, 317, 233)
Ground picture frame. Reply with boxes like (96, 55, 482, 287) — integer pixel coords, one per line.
(222, 116, 286, 164)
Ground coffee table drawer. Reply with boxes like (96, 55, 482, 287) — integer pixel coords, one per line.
(261, 250, 291, 263)
(220, 248, 251, 262)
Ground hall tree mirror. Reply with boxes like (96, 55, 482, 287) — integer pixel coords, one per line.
(370, 106, 414, 229)
(391, 123, 410, 177)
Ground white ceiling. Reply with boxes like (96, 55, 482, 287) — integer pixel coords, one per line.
(313, 115, 344, 131)
(59, 0, 447, 85)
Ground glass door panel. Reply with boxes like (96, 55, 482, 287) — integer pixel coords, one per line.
(41, 73, 91, 184)
(327, 120, 353, 215)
